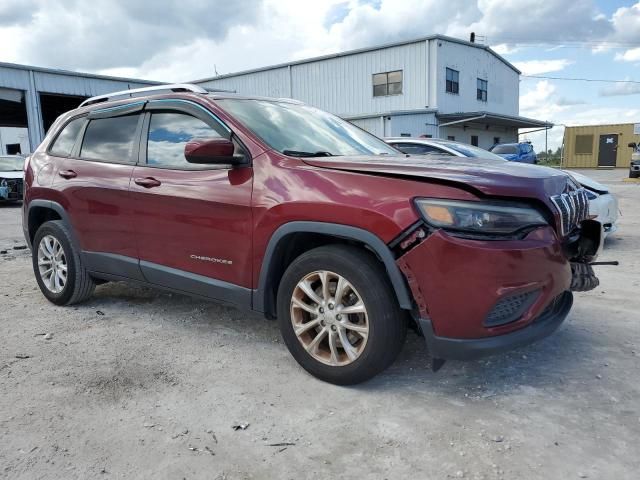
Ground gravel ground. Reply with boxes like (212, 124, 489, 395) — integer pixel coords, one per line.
(1, 169, 639, 480)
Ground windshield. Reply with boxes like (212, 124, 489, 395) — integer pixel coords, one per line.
(437, 141, 505, 160)
(0, 156, 24, 171)
(491, 144, 519, 155)
(217, 99, 399, 157)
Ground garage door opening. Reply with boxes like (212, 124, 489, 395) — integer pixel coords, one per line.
(0, 88, 27, 128)
(0, 87, 29, 154)
(39, 92, 87, 133)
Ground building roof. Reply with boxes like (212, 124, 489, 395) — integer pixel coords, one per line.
(437, 111, 552, 129)
(0, 61, 160, 85)
(191, 34, 521, 84)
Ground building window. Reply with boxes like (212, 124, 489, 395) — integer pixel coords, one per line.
(446, 68, 459, 94)
(493, 137, 501, 145)
(447, 135, 455, 141)
(575, 134, 594, 154)
(373, 70, 403, 97)
(477, 78, 488, 102)
(471, 135, 479, 146)
(400, 133, 411, 137)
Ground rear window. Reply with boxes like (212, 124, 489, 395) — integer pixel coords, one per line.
(491, 144, 518, 154)
(80, 115, 140, 163)
(49, 117, 85, 157)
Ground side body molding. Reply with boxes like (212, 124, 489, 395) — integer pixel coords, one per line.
(254, 221, 413, 314)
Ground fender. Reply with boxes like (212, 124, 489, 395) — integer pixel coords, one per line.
(26, 200, 79, 250)
(254, 221, 413, 315)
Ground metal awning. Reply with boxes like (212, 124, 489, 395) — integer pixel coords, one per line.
(437, 111, 552, 129)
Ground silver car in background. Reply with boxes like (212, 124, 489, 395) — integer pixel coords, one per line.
(0, 155, 25, 203)
(386, 137, 619, 237)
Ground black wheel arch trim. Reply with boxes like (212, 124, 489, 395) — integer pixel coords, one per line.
(26, 200, 79, 250)
(254, 221, 413, 315)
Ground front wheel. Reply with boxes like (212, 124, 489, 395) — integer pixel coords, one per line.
(277, 245, 406, 385)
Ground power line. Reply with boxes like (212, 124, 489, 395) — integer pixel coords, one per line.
(489, 39, 640, 48)
(522, 75, 640, 84)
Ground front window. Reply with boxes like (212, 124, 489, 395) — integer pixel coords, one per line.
(146, 112, 224, 169)
(0, 156, 24, 171)
(477, 78, 488, 102)
(372, 70, 403, 97)
(446, 68, 459, 94)
(217, 99, 398, 157)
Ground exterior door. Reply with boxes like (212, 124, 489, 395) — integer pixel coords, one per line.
(129, 102, 253, 302)
(51, 111, 142, 263)
(598, 134, 618, 167)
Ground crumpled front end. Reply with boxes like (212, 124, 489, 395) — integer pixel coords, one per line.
(394, 185, 603, 360)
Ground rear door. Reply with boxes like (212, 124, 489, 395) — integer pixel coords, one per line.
(52, 104, 144, 278)
(129, 100, 253, 303)
(598, 134, 618, 167)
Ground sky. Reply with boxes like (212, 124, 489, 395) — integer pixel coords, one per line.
(1, 0, 640, 150)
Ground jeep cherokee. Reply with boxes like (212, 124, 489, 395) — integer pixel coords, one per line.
(22, 84, 602, 385)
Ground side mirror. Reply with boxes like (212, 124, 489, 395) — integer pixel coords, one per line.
(628, 142, 637, 149)
(184, 138, 240, 165)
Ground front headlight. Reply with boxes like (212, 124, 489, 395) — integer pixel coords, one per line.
(0, 178, 7, 188)
(415, 198, 548, 236)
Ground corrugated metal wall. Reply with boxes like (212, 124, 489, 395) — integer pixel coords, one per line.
(202, 67, 290, 98)
(563, 123, 640, 168)
(0, 64, 156, 149)
(199, 41, 429, 118)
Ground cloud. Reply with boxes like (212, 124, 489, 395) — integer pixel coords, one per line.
(513, 59, 573, 76)
(0, 0, 264, 71)
(0, 0, 36, 25)
(610, 2, 640, 43)
(599, 81, 640, 97)
(615, 47, 640, 62)
(556, 97, 587, 106)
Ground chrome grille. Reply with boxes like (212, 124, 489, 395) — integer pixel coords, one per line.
(550, 188, 590, 236)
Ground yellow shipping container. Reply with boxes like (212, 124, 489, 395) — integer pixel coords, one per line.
(562, 123, 640, 168)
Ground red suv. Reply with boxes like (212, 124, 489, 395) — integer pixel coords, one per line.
(22, 84, 602, 385)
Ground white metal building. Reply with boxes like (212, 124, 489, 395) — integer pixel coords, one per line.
(0, 62, 158, 154)
(194, 35, 549, 149)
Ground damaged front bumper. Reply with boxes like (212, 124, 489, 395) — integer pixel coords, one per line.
(418, 291, 573, 360)
(396, 220, 603, 361)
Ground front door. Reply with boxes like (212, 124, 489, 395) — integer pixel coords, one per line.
(598, 134, 618, 167)
(129, 101, 253, 304)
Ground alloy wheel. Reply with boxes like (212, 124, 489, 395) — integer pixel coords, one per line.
(290, 270, 369, 366)
(37, 235, 68, 294)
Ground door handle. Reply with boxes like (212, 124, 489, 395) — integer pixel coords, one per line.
(58, 170, 77, 179)
(134, 177, 162, 188)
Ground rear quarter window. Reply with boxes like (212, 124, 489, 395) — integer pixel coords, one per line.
(49, 117, 85, 157)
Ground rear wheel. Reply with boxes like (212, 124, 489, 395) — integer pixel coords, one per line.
(630, 170, 639, 179)
(277, 245, 406, 385)
(32, 220, 95, 305)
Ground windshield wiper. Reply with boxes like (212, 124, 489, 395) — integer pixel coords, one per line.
(282, 150, 335, 157)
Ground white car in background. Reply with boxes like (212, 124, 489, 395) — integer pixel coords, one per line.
(0, 155, 25, 203)
(386, 137, 619, 237)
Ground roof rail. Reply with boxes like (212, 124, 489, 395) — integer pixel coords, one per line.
(80, 83, 208, 107)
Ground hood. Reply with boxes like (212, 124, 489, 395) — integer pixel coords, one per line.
(0, 171, 23, 179)
(303, 155, 572, 200)
(563, 170, 609, 194)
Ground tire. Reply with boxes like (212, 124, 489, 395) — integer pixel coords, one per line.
(32, 220, 95, 306)
(630, 171, 639, 179)
(277, 244, 406, 385)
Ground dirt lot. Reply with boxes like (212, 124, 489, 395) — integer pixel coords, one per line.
(1, 169, 639, 479)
